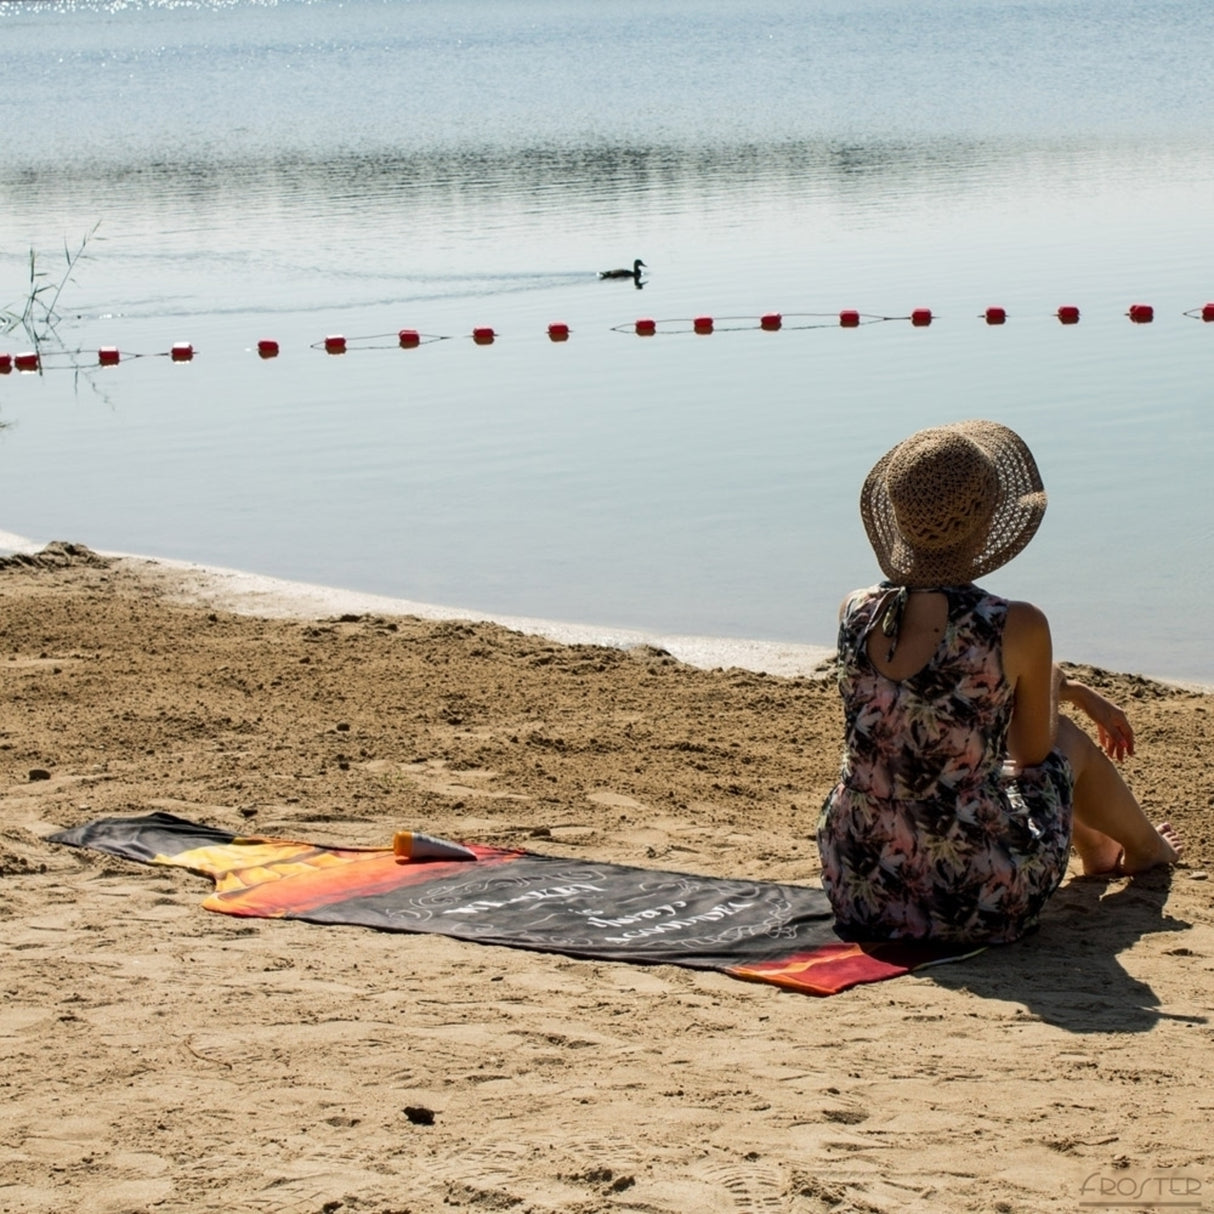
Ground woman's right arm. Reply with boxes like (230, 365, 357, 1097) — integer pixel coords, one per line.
(1005, 600, 1138, 767)
(1057, 671, 1136, 761)
(1003, 600, 1057, 766)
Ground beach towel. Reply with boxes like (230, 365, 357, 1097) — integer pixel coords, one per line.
(49, 813, 980, 997)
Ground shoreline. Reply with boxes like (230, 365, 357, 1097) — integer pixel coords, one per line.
(5, 528, 1210, 692)
(0, 529, 836, 679)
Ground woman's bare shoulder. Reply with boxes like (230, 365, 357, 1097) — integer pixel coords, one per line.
(1005, 599, 1050, 634)
(1003, 600, 1052, 672)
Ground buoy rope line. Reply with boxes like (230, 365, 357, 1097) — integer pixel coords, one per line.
(3, 305, 1211, 374)
(15, 348, 164, 364)
(307, 332, 450, 352)
(609, 312, 890, 334)
(778, 312, 891, 330)
(1, 345, 200, 373)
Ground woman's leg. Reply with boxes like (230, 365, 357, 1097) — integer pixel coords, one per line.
(1054, 715, 1183, 875)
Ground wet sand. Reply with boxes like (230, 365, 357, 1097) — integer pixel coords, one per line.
(2, 544, 1212, 1214)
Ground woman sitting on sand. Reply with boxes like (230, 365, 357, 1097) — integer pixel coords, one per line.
(817, 420, 1182, 944)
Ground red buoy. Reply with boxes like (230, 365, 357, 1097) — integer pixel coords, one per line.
(0, 354, 11, 374)
(1128, 303, 1154, 323)
(472, 326, 495, 344)
(839, 310, 861, 328)
(324, 335, 346, 354)
(760, 312, 782, 331)
(257, 339, 279, 358)
(398, 329, 420, 348)
(171, 342, 194, 361)
(1203, 303, 1214, 322)
(98, 346, 121, 365)
(15, 351, 39, 371)
(635, 318, 657, 336)
(911, 308, 933, 327)
(547, 322, 570, 342)
(1057, 306, 1080, 325)
(985, 307, 1007, 325)
(693, 315, 714, 333)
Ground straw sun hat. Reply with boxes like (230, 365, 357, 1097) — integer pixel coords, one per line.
(860, 420, 1047, 588)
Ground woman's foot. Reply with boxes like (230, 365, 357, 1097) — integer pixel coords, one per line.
(1076, 821, 1183, 876)
(1078, 834, 1124, 876)
(1118, 821, 1183, 875)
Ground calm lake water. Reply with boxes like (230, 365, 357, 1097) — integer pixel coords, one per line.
(2, 0, 1213, 682)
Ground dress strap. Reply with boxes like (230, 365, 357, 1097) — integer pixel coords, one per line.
(858, 584, 910, 662)
(876, 585, 910, 661)
(860, 583, 960, 662)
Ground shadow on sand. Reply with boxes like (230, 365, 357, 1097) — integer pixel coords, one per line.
(927, 869, 1206, 1033)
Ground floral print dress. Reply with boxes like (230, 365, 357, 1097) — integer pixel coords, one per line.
(816, 583, 1073, 944)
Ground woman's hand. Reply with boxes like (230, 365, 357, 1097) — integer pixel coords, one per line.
(1060, 675, 1135, 761)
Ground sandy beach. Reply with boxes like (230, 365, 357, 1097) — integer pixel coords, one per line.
(2, 543, 1212, 1214)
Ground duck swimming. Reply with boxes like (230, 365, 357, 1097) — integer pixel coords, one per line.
(599, 258, 646, 281)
